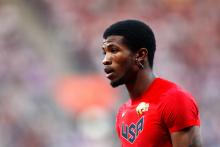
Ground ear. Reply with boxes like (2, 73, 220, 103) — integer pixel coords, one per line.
(135, 48, 148, 62)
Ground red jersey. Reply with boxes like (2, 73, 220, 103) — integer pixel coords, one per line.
(116, 78, 200, 147)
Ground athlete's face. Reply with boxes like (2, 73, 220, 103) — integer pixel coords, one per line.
(102, 35, 137, 87)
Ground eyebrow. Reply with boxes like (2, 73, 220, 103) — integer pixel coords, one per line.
(102, 42, 120, 49)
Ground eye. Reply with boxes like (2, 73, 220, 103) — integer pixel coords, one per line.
(110, 47, 118, 54)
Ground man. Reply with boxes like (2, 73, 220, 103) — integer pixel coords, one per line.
(101, 20, 202, 147)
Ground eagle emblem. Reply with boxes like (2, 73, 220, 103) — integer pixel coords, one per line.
(136, 102, 149, 116)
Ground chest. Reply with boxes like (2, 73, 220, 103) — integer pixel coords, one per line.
(117, 102, 171, 146)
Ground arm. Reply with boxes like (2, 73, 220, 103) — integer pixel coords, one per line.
(171, 126, 202, 147)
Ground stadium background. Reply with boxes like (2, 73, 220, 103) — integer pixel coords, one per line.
(0, 0, 220, 146)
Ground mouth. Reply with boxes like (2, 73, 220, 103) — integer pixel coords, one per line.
(104, 67, 114, 79)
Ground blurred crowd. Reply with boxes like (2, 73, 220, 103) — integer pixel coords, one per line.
(0, 0, 220, 146)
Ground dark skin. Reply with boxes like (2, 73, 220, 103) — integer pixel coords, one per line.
(102, 35, 202, 147)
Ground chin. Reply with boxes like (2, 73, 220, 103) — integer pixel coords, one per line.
(110, 77, 125, 88)
(110, 82, 121, 88)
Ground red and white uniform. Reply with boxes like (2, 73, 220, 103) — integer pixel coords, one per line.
(116, 78, 200, 147)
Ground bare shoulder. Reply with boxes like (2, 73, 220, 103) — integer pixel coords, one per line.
(171, 126, 202, 147)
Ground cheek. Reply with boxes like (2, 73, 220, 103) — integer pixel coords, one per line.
(114, 54, 134, 72)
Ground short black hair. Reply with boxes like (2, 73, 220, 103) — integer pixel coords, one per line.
(103, 19, 156, 68)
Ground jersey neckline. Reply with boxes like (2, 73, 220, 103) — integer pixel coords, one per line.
(130, 77, 162, 105)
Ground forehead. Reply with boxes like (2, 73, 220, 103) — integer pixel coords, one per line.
(102, 35, 124, 47)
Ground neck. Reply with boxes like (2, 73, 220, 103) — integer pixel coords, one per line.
(125, 68, 156, 99)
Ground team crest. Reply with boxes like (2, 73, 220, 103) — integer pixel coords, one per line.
(136, 102, 149, 116)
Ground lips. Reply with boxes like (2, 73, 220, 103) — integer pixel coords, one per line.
(104, 67, 113, 74)
(104, 67, 114, 79)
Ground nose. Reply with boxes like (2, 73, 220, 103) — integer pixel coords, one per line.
(102, 54, 112, 65)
